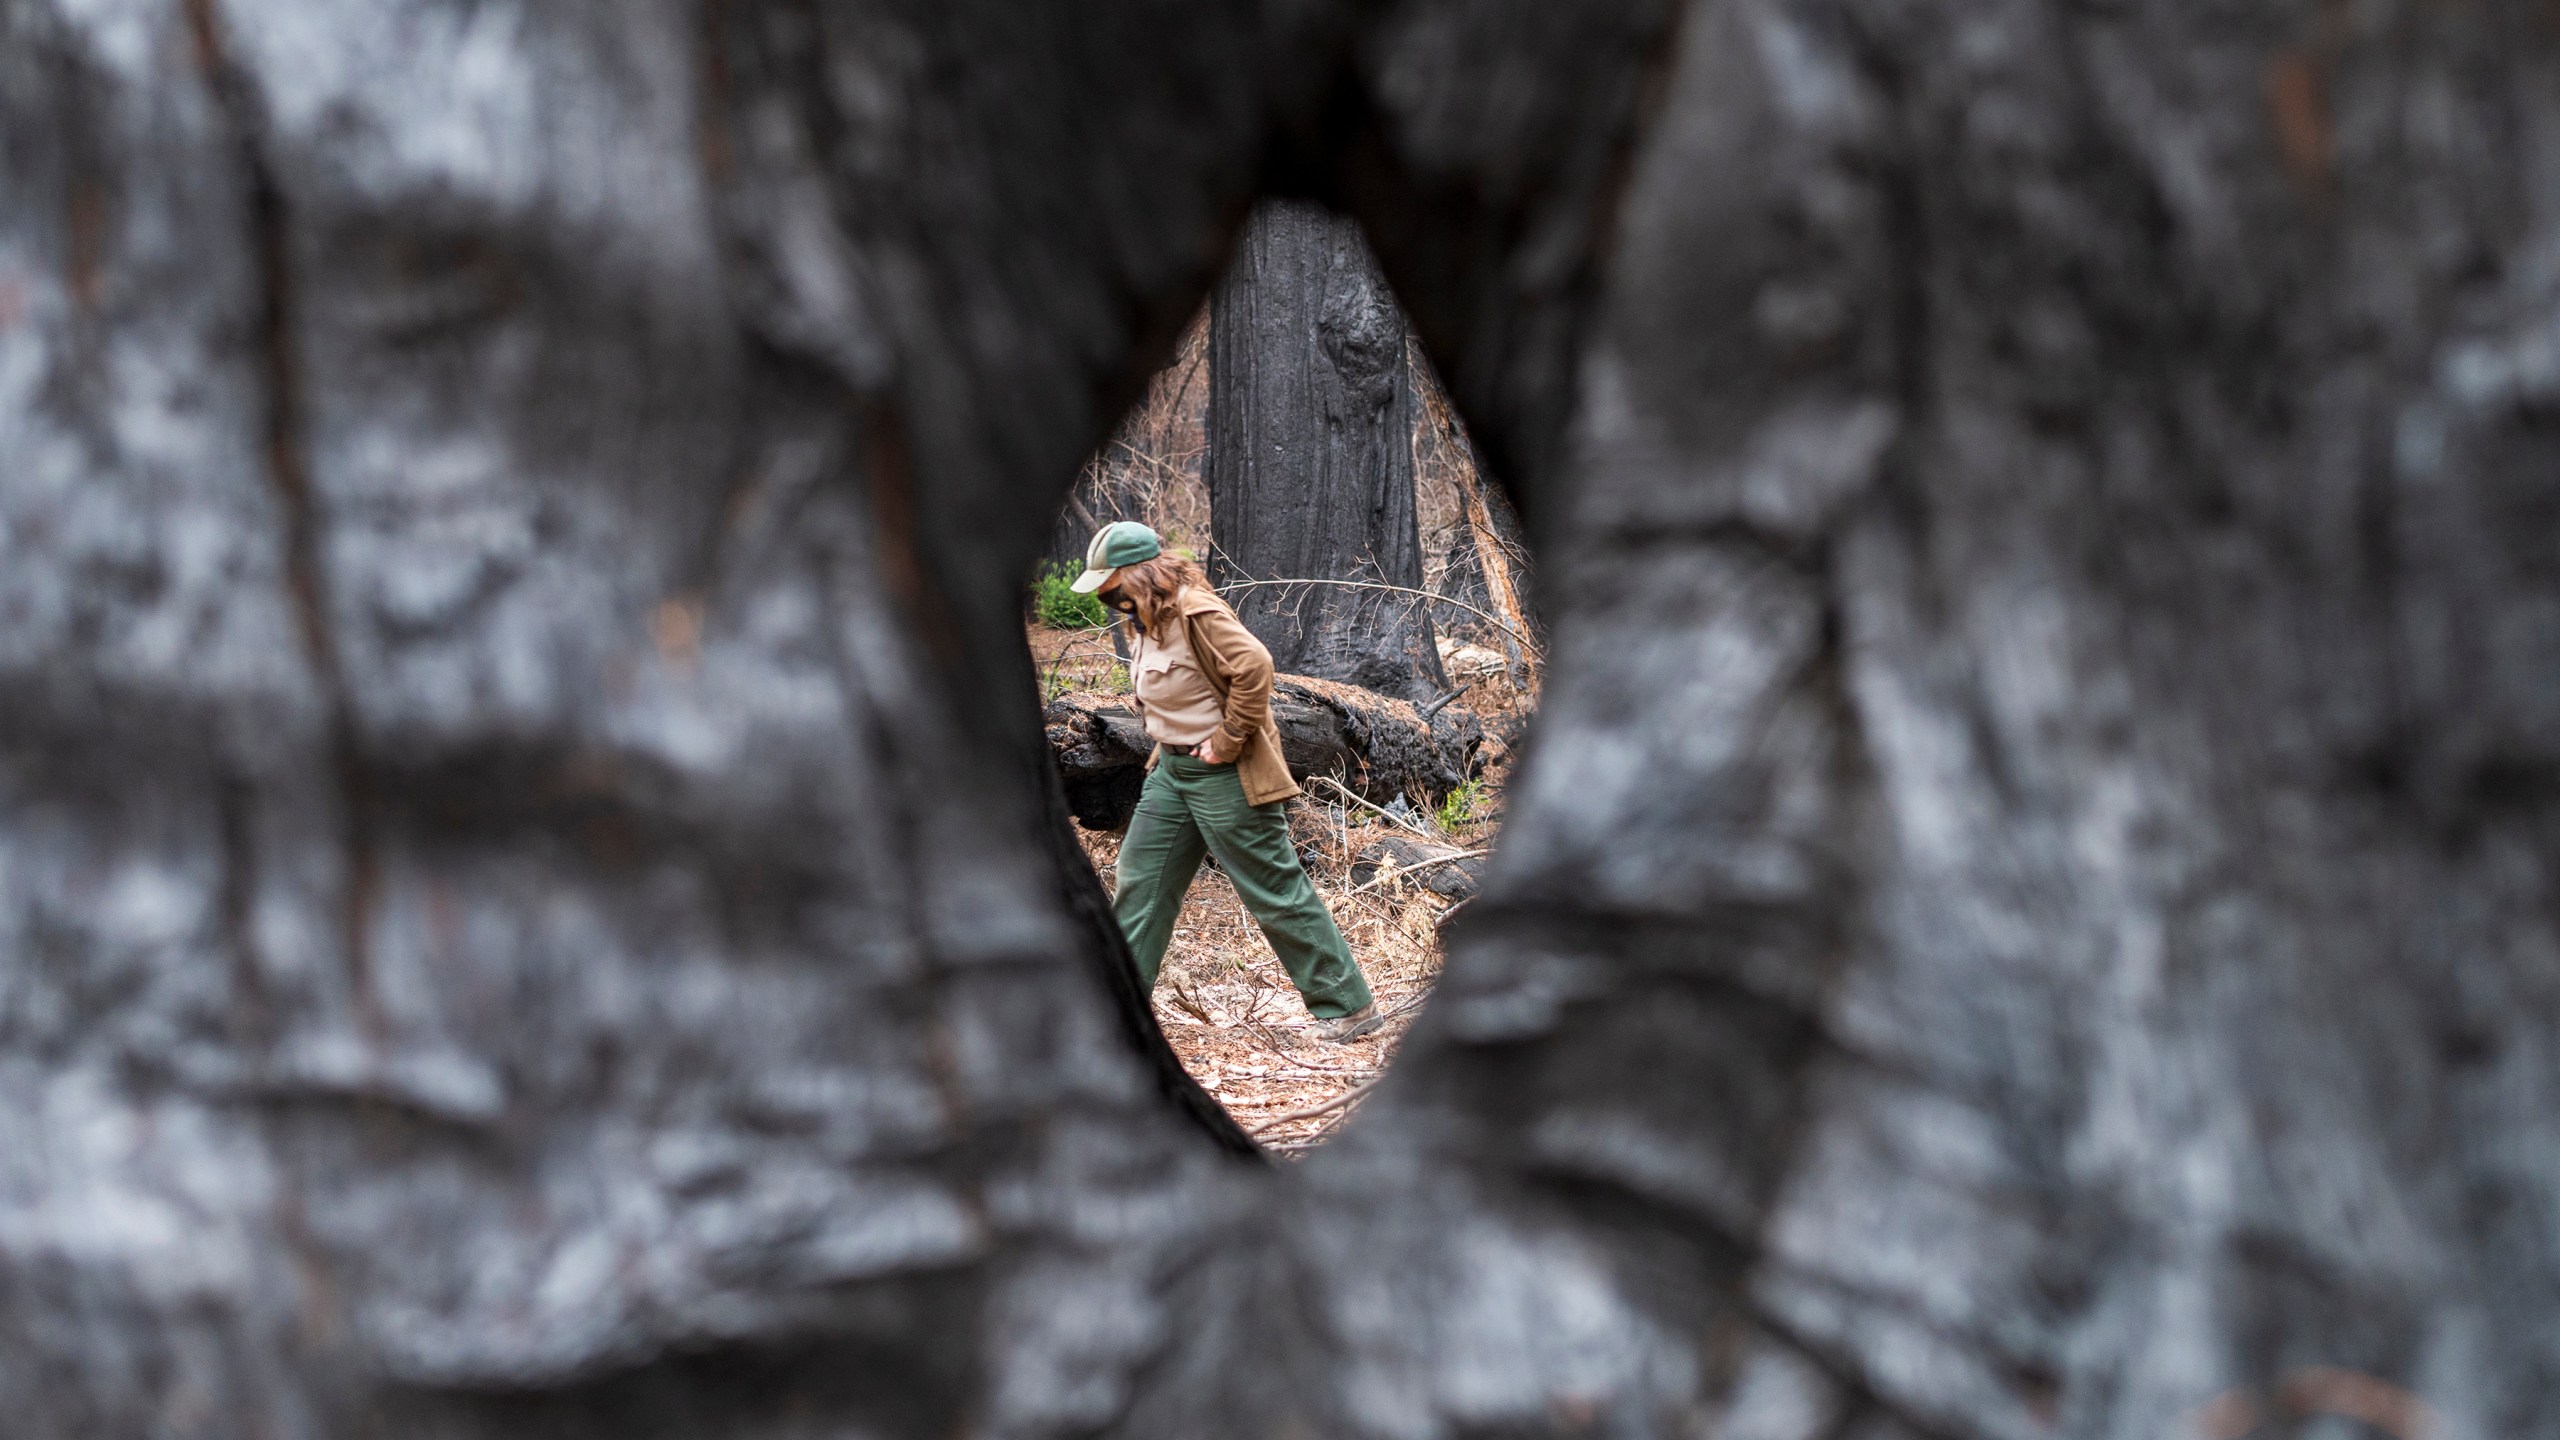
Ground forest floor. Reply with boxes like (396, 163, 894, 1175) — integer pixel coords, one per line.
(1031, 620, 1535, 1151)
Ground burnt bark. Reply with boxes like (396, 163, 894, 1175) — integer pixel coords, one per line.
(1207, 198, 1450, 703)
(6, 2, 2560, 1440)
(1350, 834, 1486, 902)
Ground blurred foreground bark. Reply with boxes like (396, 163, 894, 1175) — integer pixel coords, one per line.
(3, 2, 2558, 1439)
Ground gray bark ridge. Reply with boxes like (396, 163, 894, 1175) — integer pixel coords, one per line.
(5, 1, 2558, 1439)
(1209, 198, 1451, 703)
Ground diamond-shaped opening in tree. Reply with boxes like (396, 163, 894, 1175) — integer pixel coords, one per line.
(1028, 200, 1539, 1154)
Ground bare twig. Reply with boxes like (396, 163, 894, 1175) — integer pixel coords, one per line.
(1034, 626, 1129, 702)
(1319, 880, 1410, 932)
(1380, 991, 1435, 1023)
(1231, 1013, 1375, 1074)
(1214, 577, 1541, 658)
(1246, 1075, 1384, 1137)
(1310, 775, 1435, 838)
(1296, 1091, 1371, 1144)
(1165, 980, 1217, 1026)
(1234, 962, 1272, 1024)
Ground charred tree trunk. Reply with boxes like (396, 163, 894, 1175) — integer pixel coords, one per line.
(8, 2, 2560, 1440)
(1206, 198, 1449, 703)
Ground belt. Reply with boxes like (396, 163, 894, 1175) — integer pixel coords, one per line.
(1162, 741, 1203, 757)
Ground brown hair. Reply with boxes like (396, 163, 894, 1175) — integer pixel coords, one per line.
(1108, 553, 1208, 640)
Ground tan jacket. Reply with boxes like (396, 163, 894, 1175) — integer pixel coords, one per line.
(1138, 585, 1299, 806)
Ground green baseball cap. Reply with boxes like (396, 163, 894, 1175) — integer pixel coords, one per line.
(1070, 520, 1163, 593)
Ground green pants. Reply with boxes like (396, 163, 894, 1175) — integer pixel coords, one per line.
(1113, 755, 1373, 1019)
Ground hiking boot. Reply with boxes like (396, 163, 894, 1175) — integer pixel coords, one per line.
(1311, 1003, 1384, 1044)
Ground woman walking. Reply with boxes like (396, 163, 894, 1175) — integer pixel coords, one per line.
(1070, 522, 1384, 1042)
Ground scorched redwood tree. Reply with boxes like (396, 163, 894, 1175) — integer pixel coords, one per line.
(1207, 196, 1450, 704)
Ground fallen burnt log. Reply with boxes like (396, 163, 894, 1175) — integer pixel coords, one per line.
(1046, 675, 1480, 831)
(1350, 834, 1488, 902)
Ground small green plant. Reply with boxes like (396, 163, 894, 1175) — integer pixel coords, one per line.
(1030, 561, 1109, 630)
(1433, 778, 1487, 834)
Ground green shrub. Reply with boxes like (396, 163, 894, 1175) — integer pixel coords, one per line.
(1030, 562, 1109, 629)
(1434, 777, 1488, 834)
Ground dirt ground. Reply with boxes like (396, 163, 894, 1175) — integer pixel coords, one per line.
(1035, 620, 1533, 1151)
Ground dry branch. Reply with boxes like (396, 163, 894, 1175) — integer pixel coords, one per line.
(1245, 1075, 1384, 1137)
(1216, 577, 1540, 660)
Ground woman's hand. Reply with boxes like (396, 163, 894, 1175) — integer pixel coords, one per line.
(1195, 732, 1232, 764)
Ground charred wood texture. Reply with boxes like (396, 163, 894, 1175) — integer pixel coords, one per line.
(4, 1, 2559, 1438)
(1208, 198, 1449, 703)
(1045, 676, 1480, 831)
(1350, 834, 1486, 903)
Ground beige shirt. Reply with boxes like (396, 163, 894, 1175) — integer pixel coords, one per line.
(1130, 615, 1228, 748)
(1163, 585, 1300, 805)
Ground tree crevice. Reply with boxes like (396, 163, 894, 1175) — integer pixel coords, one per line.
(184, 0, 385, 1041)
